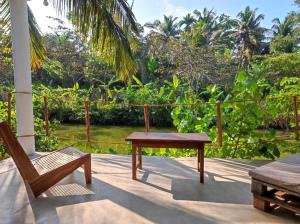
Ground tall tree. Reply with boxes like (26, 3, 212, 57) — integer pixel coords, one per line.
(193, 8, 216, 26)
(179, 13, 196, 31)
(0, 0, 138, 81)
(145, 15, 181, 39)
(272, 15, 297, 36)
(270, 14, 299, 53)
(231, 6, 266, 69)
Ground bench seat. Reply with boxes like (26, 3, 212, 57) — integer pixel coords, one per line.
(249, 154, 300, 195)
(249, 154, 300, 215)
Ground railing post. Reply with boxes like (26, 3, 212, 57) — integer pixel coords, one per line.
(216, 101, 223, 147)
(7, 92, 12, 127)
(84, 100, 91, 144)
(293, 96, 299, 141)
(144, 104, 150, 132)
(44, 96, 49, 136)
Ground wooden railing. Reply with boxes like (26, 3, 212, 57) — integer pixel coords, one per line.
(2, 92, 300, 145)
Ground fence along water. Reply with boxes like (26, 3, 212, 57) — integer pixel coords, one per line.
(1, 91, 300, 147)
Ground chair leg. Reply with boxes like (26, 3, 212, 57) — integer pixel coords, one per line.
(84, 155, 92, 184)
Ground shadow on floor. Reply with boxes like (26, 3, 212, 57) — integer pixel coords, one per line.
(28, 171, 218, 224)
(171, 178, 250, 204)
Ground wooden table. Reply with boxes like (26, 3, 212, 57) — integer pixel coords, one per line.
(125, 132, 211, 183)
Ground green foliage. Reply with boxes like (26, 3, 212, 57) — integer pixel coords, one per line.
(0, 93, 59, 159)
(262, 52, 300, 82)
(1, 4, 300, 160)
(171, 69, 299, 159)
(0, 71, 299, 160)
(270, 35, 298, 53)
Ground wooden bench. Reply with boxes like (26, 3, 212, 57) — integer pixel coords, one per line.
(249, 154, 300, 215)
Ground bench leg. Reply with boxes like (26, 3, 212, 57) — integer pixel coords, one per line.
(251, 179, 270, 211)
(199, 144, 204, 184)
(84, 155, 92, 184)
(132, 144, 137, 180)
(253, 195, 270, 211)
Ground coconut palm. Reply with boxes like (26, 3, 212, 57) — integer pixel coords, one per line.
(144, 15, 180, 39)
(182, 10, 229, 48)
(179, 13, 196, 31)
(231, 6, 267, 68)
(272, 15, 297, 36)
(193, 8, 216, 27)
(0, 0, 138, 80)
(188, 8, 226, 47)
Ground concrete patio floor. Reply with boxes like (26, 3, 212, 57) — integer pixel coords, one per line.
(0, 154, 299, 224)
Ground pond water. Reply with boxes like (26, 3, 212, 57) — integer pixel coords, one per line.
(54, 124, 176, 154)
(54, 125, 300, 158)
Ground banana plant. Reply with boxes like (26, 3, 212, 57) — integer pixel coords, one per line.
(164, 75, 180, 99)
(99, 76, 121, 101)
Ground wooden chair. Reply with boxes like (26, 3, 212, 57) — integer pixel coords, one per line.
(0, 121, 91, 198)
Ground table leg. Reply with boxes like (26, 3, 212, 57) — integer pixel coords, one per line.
(197, 149, 200, 172)
(199, 144, 205, 183)
(132, 144, 137, 180)
(138, 146, 142, 169)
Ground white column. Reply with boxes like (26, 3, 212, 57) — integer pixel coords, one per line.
(9, 0, 35, 154)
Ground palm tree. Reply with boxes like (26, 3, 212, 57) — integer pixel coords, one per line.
(193, 8, 216, 27)
(144, 15, 180, 39)
(187, 8, 226, 47)
(272, 15, 297, 36)
(0, 0, 138, 80)
(231, 6, 267, 68)
(179, 13, 196, 32)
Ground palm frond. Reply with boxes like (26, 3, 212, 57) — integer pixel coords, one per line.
(0, 0, 46, 70)
(28, 6, 46, 71)
(0, 0, 11, 31)
(50, 0, 139, 81)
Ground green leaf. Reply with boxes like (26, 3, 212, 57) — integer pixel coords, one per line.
(107, 89, 113, 99)
(236, 71, 248, 83)
(132, 75, 144, 87)
(173, 75, 179, 88)
(73, 82, 79, 90)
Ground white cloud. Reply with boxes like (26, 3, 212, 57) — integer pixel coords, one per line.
(162, 0, 190, 18)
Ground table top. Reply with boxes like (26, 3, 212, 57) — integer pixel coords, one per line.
(125, 132, 211, 143)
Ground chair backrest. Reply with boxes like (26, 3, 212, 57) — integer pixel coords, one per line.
(0, 121, 39, 183)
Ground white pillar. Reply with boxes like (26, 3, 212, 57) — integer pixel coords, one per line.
(9, 0, 35, 154)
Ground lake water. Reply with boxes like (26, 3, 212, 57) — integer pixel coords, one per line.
(55, 124, 176, 154)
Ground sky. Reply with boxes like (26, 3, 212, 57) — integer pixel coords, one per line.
(28, 0, 299, 33)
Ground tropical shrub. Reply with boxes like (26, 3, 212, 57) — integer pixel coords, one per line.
(172, 69, 299, 159)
